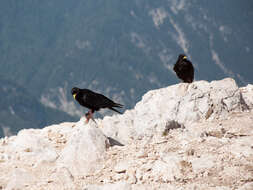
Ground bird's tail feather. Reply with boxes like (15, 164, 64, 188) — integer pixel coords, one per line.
(110, 107, 122, 114)
(113, 103, 124, 108)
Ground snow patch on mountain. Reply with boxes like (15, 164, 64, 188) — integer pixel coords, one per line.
(40, 95, 57, 109)
(40, 88, 83, 117)
(8, 107, 15, 115)
(149, 8, 168, 29)
(211, 49, 235, 78)
(169, 0, 187, 14)
(75, 40, 91, 49)
(130, 32, 151, 55)
(168, 16, 189, 55)
(158, 48, 175, 74)
(148, 74, 162, 87)
(219, 25, 231, 42)
(209, 34, 247, 86)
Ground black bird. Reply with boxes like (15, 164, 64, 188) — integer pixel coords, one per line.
(71, 87, 123, 123)
(173, 54, 194, 83)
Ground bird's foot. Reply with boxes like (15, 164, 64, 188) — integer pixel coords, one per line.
(84, 112, 90, 124)
(84, 111, 96, 124)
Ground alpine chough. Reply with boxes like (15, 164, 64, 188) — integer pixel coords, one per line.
(173, 54, 194, 83)
(71, 87, 123, 123)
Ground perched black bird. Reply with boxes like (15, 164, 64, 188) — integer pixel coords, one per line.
(71, 87, 123, 123)
(173, 54, 194, 83)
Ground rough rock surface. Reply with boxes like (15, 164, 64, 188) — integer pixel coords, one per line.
(100, 78, 251, 144)
(0, 78, 253, 190)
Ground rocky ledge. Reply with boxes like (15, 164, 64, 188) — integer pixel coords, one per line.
(0, 78, 253, 190)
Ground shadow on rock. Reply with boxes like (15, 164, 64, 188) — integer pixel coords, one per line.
(107, 137, 124, 147)
(163, 120, 184, 136)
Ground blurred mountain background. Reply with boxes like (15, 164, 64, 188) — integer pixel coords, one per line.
(0, 0, 252, 137)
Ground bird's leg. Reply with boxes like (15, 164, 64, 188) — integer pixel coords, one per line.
(89, 110, 97, 124)
(84, 112, 90, 123)
(84, 110, 96, 124)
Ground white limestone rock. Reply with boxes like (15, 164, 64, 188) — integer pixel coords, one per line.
(238, 182, 253, 190)
(114, 160, 130, 173)
(151, 159, 181, 182)
(57, 119, 108, 176)
(100, 78, 248, 143)
(191, 155, 216, 173)
(5, 169, 36, 190)
(84, 182, 131, 190)
(240, 84, 253, 109)
(8, 129, 58, 165)
(0, 78, 252, 190)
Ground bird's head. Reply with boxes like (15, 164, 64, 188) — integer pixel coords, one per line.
(178, 54, 187, 60)
(71, 87, 80, 99)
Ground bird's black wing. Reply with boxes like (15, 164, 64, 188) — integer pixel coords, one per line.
(77, 89, 100, 109)
(79, 89, 123, 112)
(94, 93, 122, 109)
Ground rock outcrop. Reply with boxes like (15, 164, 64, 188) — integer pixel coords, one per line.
(100, 78, 250, 144)
(0, 78, 253, 190)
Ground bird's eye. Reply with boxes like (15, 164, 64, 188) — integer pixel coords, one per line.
(183, 56, 187, 59)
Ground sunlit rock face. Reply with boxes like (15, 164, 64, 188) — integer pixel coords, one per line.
(100, 78, 251, 144)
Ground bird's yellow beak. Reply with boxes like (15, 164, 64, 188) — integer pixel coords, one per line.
(183, 56, 187, 59)
(73, 93, 77, 99)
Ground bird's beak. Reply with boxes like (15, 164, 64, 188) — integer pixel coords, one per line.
(183, 56, 187, 59)
(73, 93, 77, 99)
